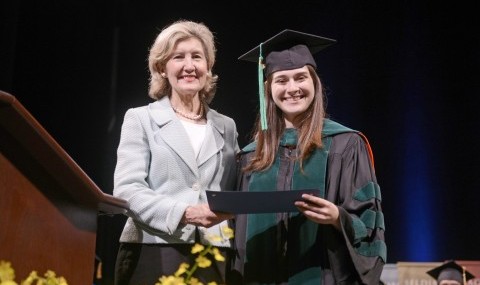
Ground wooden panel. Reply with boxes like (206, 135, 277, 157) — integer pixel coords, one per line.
(0, 90, 128, 285)
(0, 152, 96, 284)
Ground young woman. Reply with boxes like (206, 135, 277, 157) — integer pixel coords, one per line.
(230, 29, 386, 285)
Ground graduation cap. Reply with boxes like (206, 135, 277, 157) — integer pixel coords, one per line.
(426, 260, 475, 284)
(238, 29, 336, 130)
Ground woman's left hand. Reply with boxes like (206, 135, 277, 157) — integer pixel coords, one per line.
(182, 204, 234, 228)
(295, 194, 341, 230)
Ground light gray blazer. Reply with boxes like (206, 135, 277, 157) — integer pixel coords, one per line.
(113, 96, 239, 247)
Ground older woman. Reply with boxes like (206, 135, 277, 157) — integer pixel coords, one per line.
(113, 20, 238, 285)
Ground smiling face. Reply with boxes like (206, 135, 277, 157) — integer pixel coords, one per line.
(164, 37, 208, 100)
(270, 65, 316, 127)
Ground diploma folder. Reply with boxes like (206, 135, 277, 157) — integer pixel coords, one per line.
(206, 189, 321, 214)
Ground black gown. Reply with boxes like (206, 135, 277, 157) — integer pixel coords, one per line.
(228, 119, 386, 285)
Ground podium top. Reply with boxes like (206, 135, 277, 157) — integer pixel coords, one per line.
(0, 90, 128, 214)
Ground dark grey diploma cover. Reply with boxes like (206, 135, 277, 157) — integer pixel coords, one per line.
(206, 189, 320, 214)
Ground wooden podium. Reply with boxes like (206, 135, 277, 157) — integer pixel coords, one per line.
(0, 90, 128, 284)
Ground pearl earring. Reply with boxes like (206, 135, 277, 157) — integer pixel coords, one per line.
(161, 73, 166, 78)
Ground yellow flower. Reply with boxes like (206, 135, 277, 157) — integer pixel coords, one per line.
(21, 271, 39, 285)
(187, 277, 203, 285)
(191, 243, 204, 254)
(205, 226, 234, 243)
(154, 226, 235, 284)
(56, 277, 68, 285)
(211, 248, 225, 262)
(195, 256, 212, 268)
(0, 260, 15, 282)
(45, 270, 55, 278)
(207, 235, 223, 242)
(222, 226, 234, 239)
(155, 275, 186, 285)
(174, 263, 190, 277)
(0, 261, 67, 285)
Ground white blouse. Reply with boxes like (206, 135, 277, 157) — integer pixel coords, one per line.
(180, 120, 207, 158)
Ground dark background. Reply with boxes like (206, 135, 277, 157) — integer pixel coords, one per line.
(2, 1, 479, 284)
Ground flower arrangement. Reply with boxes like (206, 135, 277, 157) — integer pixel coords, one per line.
(156, 226, 234, 285)
(0, 260, 67, 285)
(0, 226, 234, 285)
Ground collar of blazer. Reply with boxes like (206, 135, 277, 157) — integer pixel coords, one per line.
(148, 96, 226, 135)
(147, 96, 227, 176)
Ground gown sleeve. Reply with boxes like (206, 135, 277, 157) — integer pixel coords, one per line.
(324, 132, 386, 284)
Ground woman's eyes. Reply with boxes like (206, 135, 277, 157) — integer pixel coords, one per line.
(171, 53, 204, 60)
(275, 75, 308, 84)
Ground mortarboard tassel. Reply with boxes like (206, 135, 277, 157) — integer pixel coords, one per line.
(258, 43, 267, 130)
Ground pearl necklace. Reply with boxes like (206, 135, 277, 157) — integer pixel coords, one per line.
(172, 103, 204, 120)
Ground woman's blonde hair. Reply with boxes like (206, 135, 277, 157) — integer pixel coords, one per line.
(147, 20, 218, 103)
(245, 65, 325, 172)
